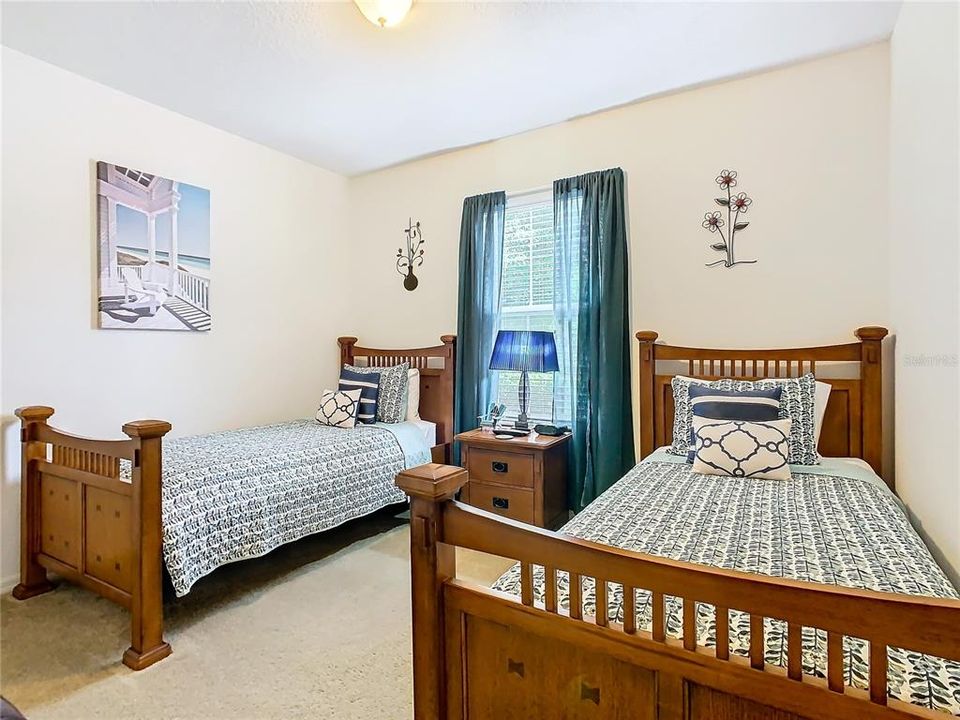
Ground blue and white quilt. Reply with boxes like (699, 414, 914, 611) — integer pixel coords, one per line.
(493, 452, 960, 714)
(131, 420, 428, 597)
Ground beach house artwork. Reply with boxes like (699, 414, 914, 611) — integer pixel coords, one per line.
(96, 162, 211, 331)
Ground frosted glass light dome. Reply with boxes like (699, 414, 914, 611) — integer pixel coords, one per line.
(354, 0, 413, 28)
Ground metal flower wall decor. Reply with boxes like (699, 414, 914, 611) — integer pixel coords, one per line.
(396, 218, 424, 291)
(701, 169, 757, 268)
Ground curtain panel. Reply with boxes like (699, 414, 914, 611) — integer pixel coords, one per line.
(454, 191, 507, 464)
(554, 168, 635, 510)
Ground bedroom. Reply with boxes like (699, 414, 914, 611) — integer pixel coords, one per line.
(0, 1, 958, 719)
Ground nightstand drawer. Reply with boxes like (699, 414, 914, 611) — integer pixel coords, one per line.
(466, 483, 535, 524)
(467, 448, 534, 488)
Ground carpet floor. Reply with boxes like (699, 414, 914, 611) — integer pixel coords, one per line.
(0, 509, 514, 719)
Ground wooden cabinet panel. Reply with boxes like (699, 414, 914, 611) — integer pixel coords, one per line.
(85, 486, 133, 592)
(464, 615, 656, 719)
(468, 448, 535, 489)
(40, 474, 80, 568)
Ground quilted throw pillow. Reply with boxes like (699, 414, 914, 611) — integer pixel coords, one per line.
(315, 388, 362, 429)
(685, 385, 782, 462)
(692, 416, 792, 481)
(343, 362, 409, 424)
(339, 368, 380, 425)
(670, 373, 819, 465)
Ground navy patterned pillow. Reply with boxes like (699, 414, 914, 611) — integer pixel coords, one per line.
(339, 368, 380, 425)
(692, 417, 792, 480)
(343, 362, 409, 424)
(670, 373, 819, 465)
(685, 385, 782, 462)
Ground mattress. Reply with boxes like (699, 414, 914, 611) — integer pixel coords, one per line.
(129, 419, 430, 597)
(493, 452, 960, 714)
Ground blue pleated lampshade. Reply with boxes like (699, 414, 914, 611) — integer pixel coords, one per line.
(489, 330, 559, 373)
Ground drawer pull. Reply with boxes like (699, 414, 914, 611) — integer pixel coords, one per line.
(492, 496, 509, 510)
(492, 461, 509, 474)
(507, 659, 525, 677)
(581, 682, 600, 704)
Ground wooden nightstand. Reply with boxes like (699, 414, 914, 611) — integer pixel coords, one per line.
(455, 428, 569, 529)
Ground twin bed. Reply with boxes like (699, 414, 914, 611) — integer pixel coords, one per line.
(13, 327, 960, 719)
(12, 335, 455, 669)
(397, 327, 960, 719)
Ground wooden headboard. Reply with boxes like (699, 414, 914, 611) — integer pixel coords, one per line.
(337, 335, 456, 458)
(635, 326, 889, 487)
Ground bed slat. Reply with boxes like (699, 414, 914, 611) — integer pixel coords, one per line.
(569, 572, 582, 620)
(683, 598, 696, 651)
(750, 615, 765, 669)
(520, 562, 533, 607)
(870, 640, 888, 705)
(651, 591, 665, 642)
(715, 605, 729, 660)
(623, 585, 636, 634)
(828, 632, 844, 692)
(544, 566, 557, 613)
(595, 580, 608, 627)
(787, 623, 803, 680)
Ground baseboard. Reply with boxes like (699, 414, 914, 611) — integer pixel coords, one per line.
(1, 573, 20, 594)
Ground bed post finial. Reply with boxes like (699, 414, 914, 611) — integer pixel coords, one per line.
(636, 332, 659, 460)
(338, 336, 359, 367)
(855, 327, 887, 480)
(396, 464, 466, 718)
(12, 406, 56, 601)
(121, 418, 172, 670)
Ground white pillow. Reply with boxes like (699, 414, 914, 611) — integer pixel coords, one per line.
(405, 368, 420, 421)
(692, 417, 793, 481)
(813, 380, 831, 446)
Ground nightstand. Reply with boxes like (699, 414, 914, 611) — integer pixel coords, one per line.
(455, 428, 569, 529)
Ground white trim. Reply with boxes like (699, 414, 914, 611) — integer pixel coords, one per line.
(505, 187, 551, 208)
(1, 573, 20, 594)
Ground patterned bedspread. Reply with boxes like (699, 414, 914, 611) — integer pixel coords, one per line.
(136, 420, 409, 596)
(493, 457, 960, 714)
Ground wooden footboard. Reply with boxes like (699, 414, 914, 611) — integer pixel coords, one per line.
(396, 465, 960, 720)
(13, 406, 172, 670)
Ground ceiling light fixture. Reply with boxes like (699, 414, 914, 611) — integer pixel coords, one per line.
(354, 0, 413, 28)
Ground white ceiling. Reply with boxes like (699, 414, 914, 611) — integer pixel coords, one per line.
(1, 1, 901, 176)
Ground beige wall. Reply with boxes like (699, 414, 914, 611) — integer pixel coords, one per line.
(0, 49, 353, 587)
(889, 2, 960, 584)
(348, 44, 892, 464)
(350, 43, 890, 350)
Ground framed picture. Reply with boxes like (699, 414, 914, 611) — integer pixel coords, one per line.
(96, 162, 211, 331)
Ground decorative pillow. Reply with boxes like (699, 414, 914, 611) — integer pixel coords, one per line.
(343, 362, 409, 424)
(692, 417, 793, 481)
(406, 368, 421, 421)
(670, 373, 819, 465)
(339, 368, 380, 425)
(315, 388, 362, 429)
(685, 385, 782, 462)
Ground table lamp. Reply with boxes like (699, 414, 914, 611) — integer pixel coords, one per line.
(489, 330, 559, 430)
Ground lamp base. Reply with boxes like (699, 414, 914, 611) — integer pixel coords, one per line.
(516, 370, 530, 429)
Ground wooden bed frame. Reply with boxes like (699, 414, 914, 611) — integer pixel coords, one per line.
(12, 334, 456, 670)
(396, 327, 960, 720)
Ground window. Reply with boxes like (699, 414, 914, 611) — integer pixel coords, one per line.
(495, 191, 569, 422)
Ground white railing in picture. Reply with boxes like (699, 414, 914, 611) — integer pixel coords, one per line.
(176, 268, 210, 313)
(116, 264, 144, 281)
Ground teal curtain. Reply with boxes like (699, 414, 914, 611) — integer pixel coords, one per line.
(454, 191, 506, 464)
(554, 168, 634, 510)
